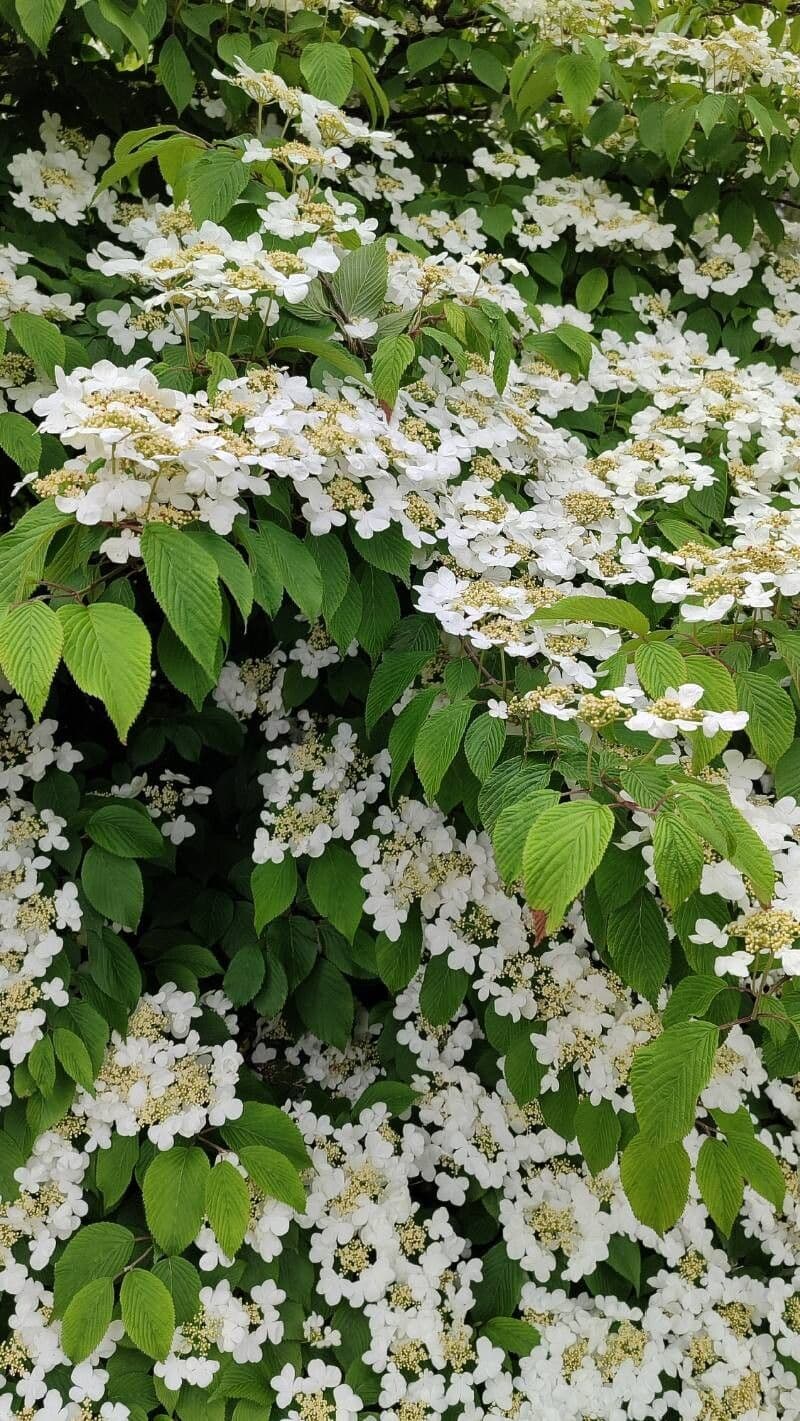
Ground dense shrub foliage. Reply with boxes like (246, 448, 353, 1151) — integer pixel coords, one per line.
(5, 0, 800, 1416)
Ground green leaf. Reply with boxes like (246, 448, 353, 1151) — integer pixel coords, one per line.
(735, 671, 796, 767)
(158, 623, 217, 711)
(630, 1021, 718, 1143)
(0, 411, 42, 469)
(634, 641, 685, 698)
(152, 1257, 201, 1329)
(663, 974, 726, 1026)
(492, 791, 560, 885)
(59, 602, 151, 742)
(712, 1107, 786, 1209)
(240, 1145, 306, 1212)
(61, 1278, 114, 1364)
(504, 1037, 546, 1106)
(54, 1223, 134, 1313)
(191, 531, 253, 624)
(221, 1102, 310, 1170)
(10, 312, 65, 379)
(141, 524, 221, 677)
(482, 1318, 539, 1356)
(224, 945, 265, 1006)
(470, 47, 507, 91)
(299, 42, 354, 104)
(295, 958, 354, 1050)
(414, 700, 473, 800)
(330, 240, 388, 321)
(16, 0, 66, 48)
(358, 565, 399, 656)
(371, 333, 415, 409)
(652, 811, 704, 908)
(120, 1269, 176, 1362)
(81, 846, 143, 931)
(0, 600, 62, 720)
(575, 268, 608, 313)
(534, 595, 649, 638)
(621, 1136, 691, 1233)
(53, 1027, 95, 1091)
(376, 915, 422, 992)
(607, 889, 671, 1002)
(696, 1137, 743, 1235)
(522, 800, 614, 930)
(143, 1147, 211, 1254)
(464, 713, 507, 782)
(187, 148, 249, 225)
(159, 34, 195, 114)
(256, 523, 323, 623)
(574, 1098, 621, 1174)
(556, 50, 600, 119)
(419, 955, 469, 1025)
(97, 0, 150, 58)
(0, 500, 71, 608)
(251, 858, 298, 933)
(95, 1136, 139, 1211)
(306, 842, 364, 942)
(365, 651, 429, 732)
(205, 1161, 250, 1258)
(87, 802, 165, 859)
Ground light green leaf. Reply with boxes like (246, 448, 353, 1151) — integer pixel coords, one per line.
(120, 1269, 175, 1362)
(0, 601, 62, 720)
(464, 713, 507, 782)
(10, 311, 65, 378)
(696, 1137, 743, 1235)
(651, 810, 704, 908)
(205, 1161, 251, 1258)
(61, 1278, 114, 1364)
(534, 595, 649, 638)
(330, 239, 388, 321)
(735, 671, 795, 767)
(522, 799, 614, 930)
(187, 148, 249, 225)
(54, 1223, 134, 1313)
(575, 268, 608, 312)
(0, 411, 42, 469)
(53, 1028, 95, 1091)
(300, 42, 354, 104)
(621, 1136, 691, 1233)
(143, 1147, 211, 1254)
(630, 1020, 718, 1143)
(16, 0, 66, 48)
(556, 50, 600, 119)
(59, 602, 151, 742)
(372, 333, 415, 409)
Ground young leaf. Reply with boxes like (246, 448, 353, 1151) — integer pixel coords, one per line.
(0, 600, 62, 720)
(59, 603, 151, 742)
(522, 800, 614, 930)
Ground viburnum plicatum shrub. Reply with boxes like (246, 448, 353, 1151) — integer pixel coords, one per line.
(7, 4, 800, 1421)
